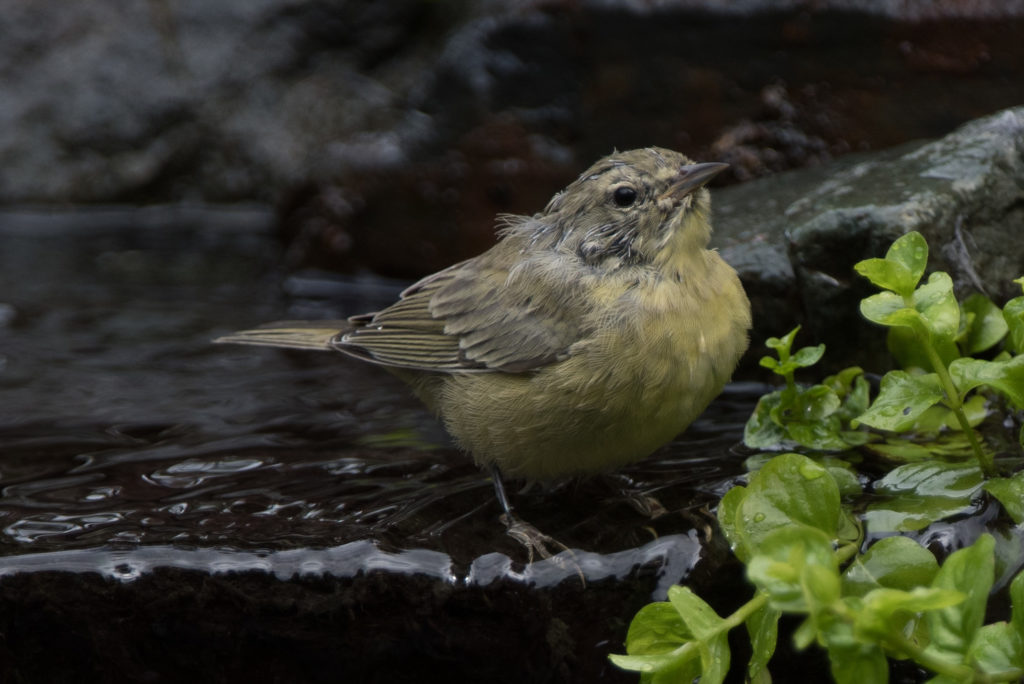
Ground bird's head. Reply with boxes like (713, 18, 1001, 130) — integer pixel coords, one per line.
(537, 147, 727, 274)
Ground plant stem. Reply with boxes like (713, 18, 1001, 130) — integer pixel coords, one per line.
(882, 629, 1023, 683)
(720, 592, 768, 632)
(922, 338, 993, 474)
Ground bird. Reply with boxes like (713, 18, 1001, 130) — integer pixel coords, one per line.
(217, 147, 751, 552)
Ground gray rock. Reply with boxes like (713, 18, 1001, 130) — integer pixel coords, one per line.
(4, 0, 1024, 207)
(0, 0, 462, 203)
(714, 106, 1024, 370)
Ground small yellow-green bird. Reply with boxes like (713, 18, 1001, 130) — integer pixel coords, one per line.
(218, 147, 751, 534)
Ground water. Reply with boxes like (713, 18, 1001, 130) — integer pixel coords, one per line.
(0, 206, 756, 573)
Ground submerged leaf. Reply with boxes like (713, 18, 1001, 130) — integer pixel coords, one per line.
(863, 460, 983, 533)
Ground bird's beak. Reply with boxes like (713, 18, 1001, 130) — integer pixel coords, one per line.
(659, 162, 730, 201)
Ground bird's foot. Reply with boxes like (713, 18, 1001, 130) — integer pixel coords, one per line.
(500, 512, 569, 562)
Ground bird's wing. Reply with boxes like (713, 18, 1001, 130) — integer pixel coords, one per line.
(335, 254, 585, 373)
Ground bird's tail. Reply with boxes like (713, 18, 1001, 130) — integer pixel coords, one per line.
(214, 320, 351, 351)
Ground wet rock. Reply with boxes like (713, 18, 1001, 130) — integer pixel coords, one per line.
(278, 5, 1024, 276)
(714, 105, 1024, 371)
(0, 536, 734, 684)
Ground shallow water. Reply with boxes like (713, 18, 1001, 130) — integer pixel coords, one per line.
(0, 206, 756, 575)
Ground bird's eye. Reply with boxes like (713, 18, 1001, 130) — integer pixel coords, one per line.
(612, 186, 637, 207)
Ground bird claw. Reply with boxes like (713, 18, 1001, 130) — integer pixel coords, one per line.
(500, 513, 569, 563)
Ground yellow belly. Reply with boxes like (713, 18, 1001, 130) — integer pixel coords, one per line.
(423, 261, 750, 481)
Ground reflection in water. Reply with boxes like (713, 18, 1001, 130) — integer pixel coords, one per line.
(0, 209, 755, 570)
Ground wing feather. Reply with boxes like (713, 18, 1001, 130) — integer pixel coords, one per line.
(334, 241, 587, 373)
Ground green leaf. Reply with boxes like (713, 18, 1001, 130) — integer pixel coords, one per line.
(960, 293, 1009, 355)
(853, 371, 944, 431)
(717, 485, 748, 561)
(614, 600, 703, 683)
(821, 619, 890, 684)
(887, 325, 960, 372)
(872, 460, 984, 498)
(747, 526, 837, 612)
(966, 622, 1024, 676)
(912, 394, 990, 433)
(790, 344, 826, 369)
(607, 652, 683, 673)
(983, 471, 1024, 524)
(867, 440, 934, 462)
(733, 454, 842, 553)
(855, 257, 918, 298)
(925, 534, 996, 662)
(766, 327, 799, 354)
(746, 603, 780, 682)
(744, 392, 789, 449)
(824, 367, 872, 421)
(860, 291, 913, 328)
(1004, 295, 1024, 354)
(667, 586, 731, 684)
(821, 458, 864, 498)
(788, 385, 841, 421)
(855, 587, 965, 641)
(1011, 571, 1024, 637)
(862, 460, 984, 533)
(667, 586, 724, 642)
(842, 536, 940, 597)
(855, 231, 928, 296)
(785, 422, 858, 452)
(949, 355, 1024, 409)
(624, 601, 693, 656)
(912, 272, 961, 346)
(859, 272, 960, 348)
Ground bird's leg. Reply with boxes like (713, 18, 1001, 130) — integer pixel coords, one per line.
(488, 464, 568, 562)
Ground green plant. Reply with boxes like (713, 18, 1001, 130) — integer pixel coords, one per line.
(853, 231, 1024, 473)
(610, 454, 1024, 684)
(744, 328, 870, 452)
(612, 232, 1024, 683)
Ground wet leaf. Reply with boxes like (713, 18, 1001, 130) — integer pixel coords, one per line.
(667, 586, 731, 684)
(842, 536, 939, 597)
(966, 622, 1024, 676)
(624, 602, 693, 656)
(949, 355, 1024, 409)
(983, 471, 1024, 524)
(853, 371, 944, 431)
(716, 485, 748, 561)
(790, 344, 826, 369)
(1012, 571, 1024, 637)
(887, 325, 959, 372)
(821, 618, 890, 684)
(747, 525, 837, 612)
(960, 293, 1008, 355)
(744, 392, 788, 449)
(924, 534, 995, 662)
(733, 454, 841, 553)
(614, 601, 702, 684)
(911, 272, 960, 345)
(1004, 294, 1024, 354)
(862, 461, 983, 533)
(746, 603, 779, 682)
(856, 587, 964, 639)
(854, 231, 927, 297)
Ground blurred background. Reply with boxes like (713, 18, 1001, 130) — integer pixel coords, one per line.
(3, 0, 1023, 275)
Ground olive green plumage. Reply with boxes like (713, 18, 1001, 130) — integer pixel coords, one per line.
(219, 147, 751, 481)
